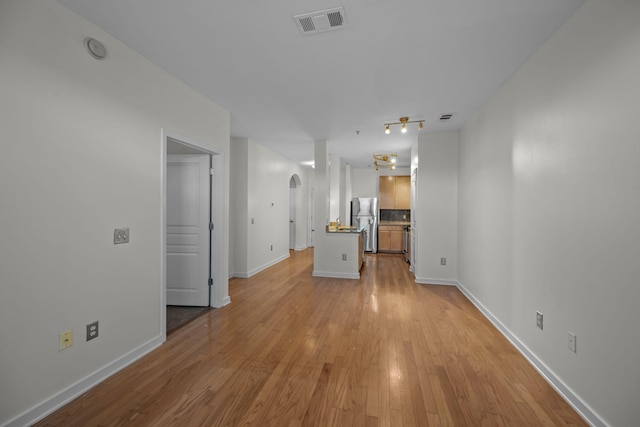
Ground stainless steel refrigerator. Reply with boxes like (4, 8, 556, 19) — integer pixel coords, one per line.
(351, 197, 378, 253)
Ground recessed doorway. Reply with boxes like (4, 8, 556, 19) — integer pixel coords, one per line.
(161, 129, 227, 339)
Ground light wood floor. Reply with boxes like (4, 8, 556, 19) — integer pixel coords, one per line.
(37, 249, 586, 426)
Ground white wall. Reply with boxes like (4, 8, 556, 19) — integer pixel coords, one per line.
(351, 168, 377, 198)
(230, 138, 249, 276)
(307, 169, 316, 247)
(0, 1, 230, 425)
(344, 164, 352, 225)
(458, 1, 640, 425)
(229, 138, 308, 278)
(328, 155, 341, 222)
(351, 167, 412, 201)
(415, 132, 458, 285)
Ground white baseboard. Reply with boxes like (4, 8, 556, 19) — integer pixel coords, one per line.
(294, 244, 308, 251)
(213, 295, 231, 308)
(4, 336, 164, 427)
(415, 277, 457, 286)
(455, 281, 605, 427)
(233, 253, 291, 279)
(312, 270, 360, 279)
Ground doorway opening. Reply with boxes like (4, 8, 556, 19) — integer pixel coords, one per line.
(161, 130, 227, 339)
(289, 174, 302, 250)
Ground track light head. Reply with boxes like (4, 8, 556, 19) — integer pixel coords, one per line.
(384, 116, 424, 134)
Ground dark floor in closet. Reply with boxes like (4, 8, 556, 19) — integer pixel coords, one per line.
(166, 305, 210, 335)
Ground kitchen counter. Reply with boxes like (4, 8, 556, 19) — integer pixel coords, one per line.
(325, 225, 365, 233)
(378, 221, 411, 226)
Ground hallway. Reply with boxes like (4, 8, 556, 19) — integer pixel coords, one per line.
(37, 249, 586, 426)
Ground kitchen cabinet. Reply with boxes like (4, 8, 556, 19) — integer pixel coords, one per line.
(379, 176, 410, 209)
(379, 176, 396, 209)
(378, 225, 403, 252)
(395, 176, 410, 209)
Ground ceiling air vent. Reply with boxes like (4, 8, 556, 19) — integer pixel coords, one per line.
(293, 7, 347, 35)
(439, 113, 454, 121)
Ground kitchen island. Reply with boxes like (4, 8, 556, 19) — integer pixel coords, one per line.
(312, 226, 365, 279)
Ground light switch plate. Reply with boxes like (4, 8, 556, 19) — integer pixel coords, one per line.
(114, 228, 129, 244)
(536, 311, 544, 330)
(568, 332, 576, 353)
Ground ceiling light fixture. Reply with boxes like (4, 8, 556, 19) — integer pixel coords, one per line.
(373, 153, 397, 171)
(384, 116, 424, 135)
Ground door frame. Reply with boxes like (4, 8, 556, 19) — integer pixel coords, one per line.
(161, 129, 227, 339)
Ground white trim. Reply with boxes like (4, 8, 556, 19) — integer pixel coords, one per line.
(233, 253, 291, 279)
(209, 152, 227, 308)
(165, 129, 217, 155)
(213, 296, 231, 309)
(294, 244, 308, 251)
(456, 280, 606, 427)
(4, 336, 163, 427)
(160, 134, 168, 339)
(415, 277, 457, 286)
(312, 271, 360, 279)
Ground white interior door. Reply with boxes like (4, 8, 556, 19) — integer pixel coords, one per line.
(309, 188, 315, 247)
(166, 154, 210, 306)
(289, 186, 296, 249)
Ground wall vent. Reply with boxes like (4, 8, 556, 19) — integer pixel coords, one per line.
(293, 7, 347, 35)
(439, 113, 454, 121)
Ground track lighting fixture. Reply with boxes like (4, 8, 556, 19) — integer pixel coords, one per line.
(384, 116, 424, 134)
(373, 153, 397, 171)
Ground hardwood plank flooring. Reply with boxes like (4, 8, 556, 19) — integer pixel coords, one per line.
(36, 249, 587, 426)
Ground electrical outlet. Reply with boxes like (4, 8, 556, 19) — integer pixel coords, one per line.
(342, 253, 347, 261)
(114, 228, 129, 244)
(59, 330, 73, 350)
(270, 244, 273, 251)
(87, 321, 99, 341)
(536, 311, 543, 330)
(440, 257, 446, 266)
(568, 332, 577, 353)
(251, 218, 255, 224)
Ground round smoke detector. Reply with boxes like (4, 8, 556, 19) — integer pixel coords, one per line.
(84, 37, 106, 60)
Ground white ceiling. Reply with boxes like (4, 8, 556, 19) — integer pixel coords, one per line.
(58, 0, 583, 169)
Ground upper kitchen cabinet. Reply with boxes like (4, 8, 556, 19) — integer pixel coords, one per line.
(379, 176, 410, 209)
(379, 176, 395, 209)
(395, 176, 410, 209)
